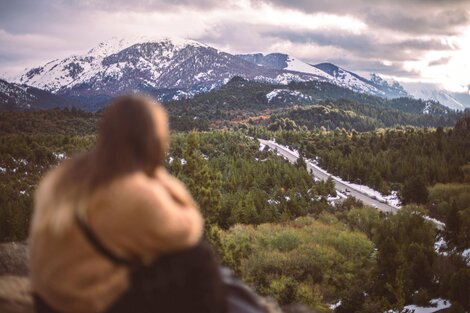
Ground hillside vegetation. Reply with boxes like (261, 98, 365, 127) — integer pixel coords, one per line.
(0, 109, 469, 312)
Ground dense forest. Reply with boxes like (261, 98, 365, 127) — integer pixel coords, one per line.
(1, 109, 469, 312)
(164, 78, 464, 130)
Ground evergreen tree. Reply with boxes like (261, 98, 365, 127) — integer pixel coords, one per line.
(182, 132, 222, 226)
(401, 176, 429, 204)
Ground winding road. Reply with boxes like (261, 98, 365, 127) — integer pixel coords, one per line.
(259, 139, 399, 214)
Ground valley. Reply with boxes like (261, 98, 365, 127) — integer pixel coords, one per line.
(1, 107, 469, 312)
(0, 37, 469, 313)
(259, 139, 399, 214)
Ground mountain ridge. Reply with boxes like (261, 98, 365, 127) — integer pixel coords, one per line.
(16, 37, 321, 99)
(16, 37, 408, 100)
(0, 79, 72, 111)
(8, 37, 468, 111)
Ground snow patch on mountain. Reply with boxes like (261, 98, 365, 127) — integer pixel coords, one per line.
(404, 83, 469, 111)
(0, 80, 36, 109)
(284, 57, 333, 80)
(266, 89, 311, 102)
(16, 38, 322, 98)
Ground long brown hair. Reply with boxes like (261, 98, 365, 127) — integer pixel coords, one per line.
(33, 95, 169, 233)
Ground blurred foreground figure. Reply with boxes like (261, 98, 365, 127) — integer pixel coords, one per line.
(29, 95, 226, 313)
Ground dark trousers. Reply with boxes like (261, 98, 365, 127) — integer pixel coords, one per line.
(35, 244, 227, 313)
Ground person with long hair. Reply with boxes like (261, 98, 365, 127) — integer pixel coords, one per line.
(29, 95, 226, 313)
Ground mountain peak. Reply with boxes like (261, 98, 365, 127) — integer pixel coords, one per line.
(313, 63, 341, 76)
(86, 36, 207, 58)
(16, 38, 321, 99)
(13, 38, 411, 105)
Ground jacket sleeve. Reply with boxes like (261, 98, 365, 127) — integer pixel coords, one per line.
(116, 177, 204, 260)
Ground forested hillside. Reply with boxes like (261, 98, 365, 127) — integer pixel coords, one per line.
(1, 109, 469, 312)
(164, 78, 463, 130)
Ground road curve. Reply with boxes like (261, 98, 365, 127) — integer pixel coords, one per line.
(259, 139, 399, 214)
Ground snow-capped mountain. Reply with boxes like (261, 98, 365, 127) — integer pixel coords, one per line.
(368, 73, 408, 98)
(404, 83, 470, 111)
(237, 53, 333, 80)
(16, 36, 466, 112)
(238, 53, 408, 98)
(16, 37, 322, 98)
(0, 79, 69, 111)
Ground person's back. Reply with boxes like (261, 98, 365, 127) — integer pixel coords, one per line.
(29, 95, 225, 313)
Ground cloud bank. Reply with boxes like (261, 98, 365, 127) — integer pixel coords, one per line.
(1, 0, 469, 91)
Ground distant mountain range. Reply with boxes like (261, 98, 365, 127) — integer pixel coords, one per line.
(1, 36, 468, 111)
(237, 53, 408, 98)
(404, 83, 470, 111)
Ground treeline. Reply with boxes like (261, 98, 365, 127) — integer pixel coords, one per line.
(165, 77, 463, 130)
(265, 99, 460, 132)
(0, 108, 98, 136)
(0, 133, 95, 240)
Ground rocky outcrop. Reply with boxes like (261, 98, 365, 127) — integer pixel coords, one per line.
(0, 242, 31, 313)
(0, 243, 29, 276)
(0, 242, 318, 313)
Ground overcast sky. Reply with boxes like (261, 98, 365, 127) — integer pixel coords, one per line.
(1, 0, 469, 92)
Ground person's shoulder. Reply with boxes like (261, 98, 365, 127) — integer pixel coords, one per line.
(111, 172, 167, 206)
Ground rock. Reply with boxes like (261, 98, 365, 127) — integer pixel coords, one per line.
(282, 303, 321, 313)
(0, 242, 315, 313)
(259, 296, 284, 313)
(0, 276, 32, 313)
(0, 243, 29, 276)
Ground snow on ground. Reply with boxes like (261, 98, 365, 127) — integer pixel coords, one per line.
(264, 141, 452, 229)
(265, 88, 310, 103)
(434, 237, 470, 265)
(53, 152, 66, 160)
(329, 300, 342, 310)
(308, 153, 401, 208)
(386, 298, 451, 313)
(262, 139, 402, 207)
(285, 56, 333, 80)
(424, 216, 446, 230)
(267, 199, 280, 205)
(261, 139, 446, 227)
(327, 195, 342, 205)
(462, 248, 470, 266)
(434, 237, 448, 256)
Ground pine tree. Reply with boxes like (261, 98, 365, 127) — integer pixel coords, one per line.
(326, 176, 337, 197)
(182, 132, 222, 226)
(445, 201, 460, 246)
(401, 176, 429, 205)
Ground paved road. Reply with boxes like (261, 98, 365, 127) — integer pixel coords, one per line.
(259, 139, 399, 214)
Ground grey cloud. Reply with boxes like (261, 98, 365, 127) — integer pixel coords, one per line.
(0, 0, 468, 83)
(254, 0, 470, 35)
(0, 0, 226, 35)
(428, 56, 452, 66)
(263, 29, 454, 61)
(2, 0, 470, 36)
(197, 21, 425, 79)
(364, 9, 469, 36)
